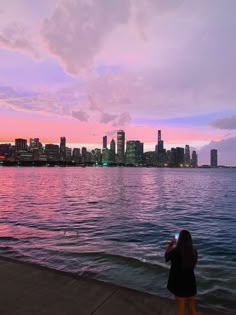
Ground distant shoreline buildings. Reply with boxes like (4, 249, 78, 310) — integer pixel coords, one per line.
(0, 130, 221, 168)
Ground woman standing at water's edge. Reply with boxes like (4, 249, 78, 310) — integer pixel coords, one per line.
(165, 230, 198, 315)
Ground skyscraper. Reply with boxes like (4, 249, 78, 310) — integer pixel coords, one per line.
(184, 145, 191, 165)
(126, 141, 137, 165)
(176, 147, 185, 166)
(0, 144, 12, 157)
(126, 140, 144, 165)
(170, 147, 184, 166)
(191, 151, 198, 167)
(156, 130, 164, 153)
(15, 138, 27, 151)
(81, 147, 87, 164)
(102, 148, 109, 166)
(29, 138, 40, 149)
(95, 148, 102, 164)
(211, 149, 218, 167)
(45, 144, 60, 161)
(72, 148, 81, 162)
(60, 137, 66, 161)
(117, 130, 125, 164)
(66, 147, 72, 161)
(137, 142, 144, 165)
(109, 139, 116, 163)
(125, 141, 136, 165)
(103, 136, 107, 149)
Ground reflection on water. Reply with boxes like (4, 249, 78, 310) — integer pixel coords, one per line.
(0, 167, 236, 314)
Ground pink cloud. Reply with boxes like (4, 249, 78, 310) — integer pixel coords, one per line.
(112, 52, 146, 66)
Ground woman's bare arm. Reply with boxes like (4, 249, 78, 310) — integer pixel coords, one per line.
(165, 238, 176, 261)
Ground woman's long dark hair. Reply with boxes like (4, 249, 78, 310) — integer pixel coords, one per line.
(176, 230, 197, 270)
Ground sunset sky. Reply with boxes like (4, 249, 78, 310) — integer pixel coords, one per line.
(0, 0, 236, 165)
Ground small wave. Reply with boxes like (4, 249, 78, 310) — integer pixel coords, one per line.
(69, 202, 83, 206)
(64, 250, 170, 273)
(107, 237, 143, 243)
(0, 236, 19, 241)
(198, 285, 234, 296)
(99, 252, 168, 270)
(0, 248, 26, 259)
(36, 248, 169, 273)
(22, 236, 44, 241)
(0, 246, 12, 250)
(78, 270, 99, 278)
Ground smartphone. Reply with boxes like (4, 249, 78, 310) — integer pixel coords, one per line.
(175, 233, 179, 241)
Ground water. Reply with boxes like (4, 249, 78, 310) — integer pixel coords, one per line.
(0, 167, 235, 313)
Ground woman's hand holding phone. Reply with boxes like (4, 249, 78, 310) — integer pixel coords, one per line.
(168, 237, 176, 246)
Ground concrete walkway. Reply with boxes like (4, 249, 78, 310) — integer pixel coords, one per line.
(0, 256, 228, 315)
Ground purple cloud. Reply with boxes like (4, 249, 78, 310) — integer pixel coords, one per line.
(41, 0, 131, 74)
(210, 115, 236, 130)
(113, 112, 131, 126)
(100, 112, 117, 123)
(0, 23, 40, 59)
(72, 110, 89, 121)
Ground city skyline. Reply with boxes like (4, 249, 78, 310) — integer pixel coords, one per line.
(0, 1, 236, 166)
(0, 129, 225, 167)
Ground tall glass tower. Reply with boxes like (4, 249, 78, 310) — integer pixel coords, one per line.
(117, 130, 125, 164)
(184, 145, 191, 165)
(210, 149, 218, 167)
(103, 136, 107, 149)
(109, 139, 116, 163)
(158, 130, 161, 143)
(191, 151, 198, 167)
(156, 130, 164, 153)
(15, 138, 27, 151)
(60, 137, 66, 161)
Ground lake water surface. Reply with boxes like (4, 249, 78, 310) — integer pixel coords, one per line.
(0, 167, 235, 313)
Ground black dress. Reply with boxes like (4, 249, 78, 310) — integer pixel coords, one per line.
(165, 247, 197, 297)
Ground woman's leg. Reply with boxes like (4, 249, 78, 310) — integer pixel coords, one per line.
(187, 296, 198, 315)
(176, 296, 185, 315)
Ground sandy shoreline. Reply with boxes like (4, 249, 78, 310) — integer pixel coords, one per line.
(0, 255, 232, 315)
